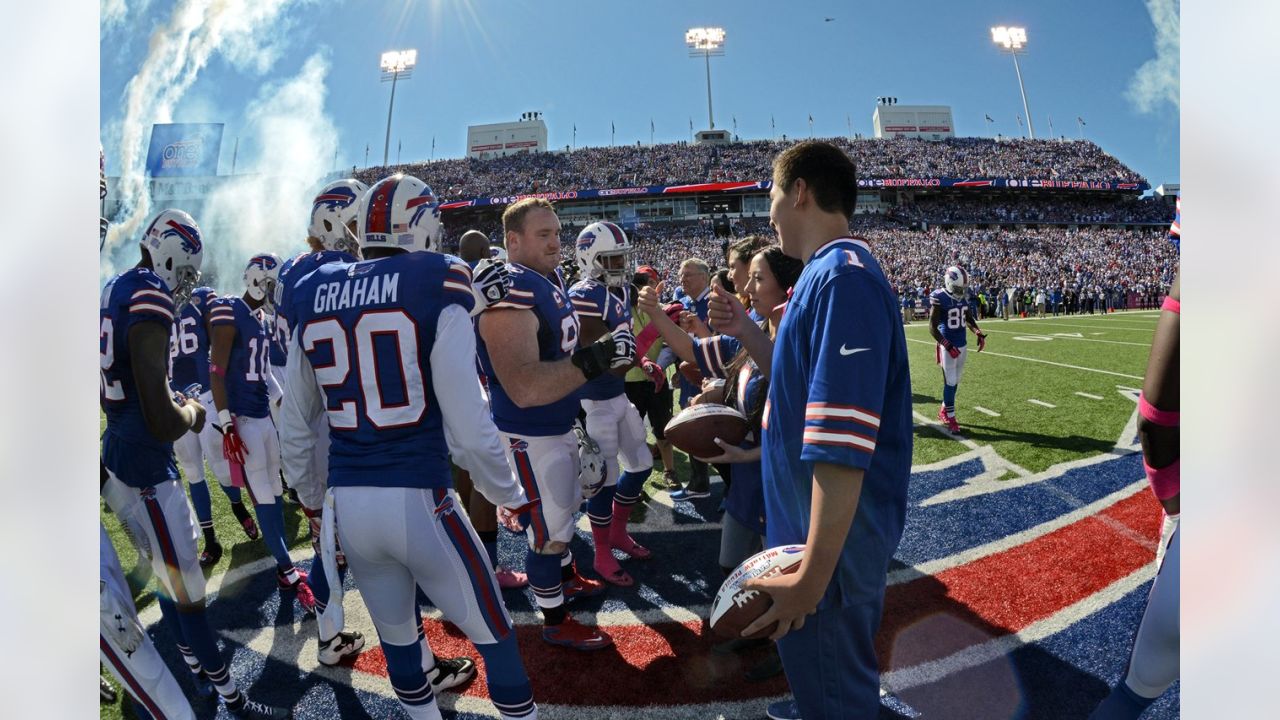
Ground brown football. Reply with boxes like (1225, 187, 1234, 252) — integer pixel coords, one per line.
(664, 404, 749, 459)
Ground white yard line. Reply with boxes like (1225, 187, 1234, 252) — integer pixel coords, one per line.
(1075, 392, 1104, 400)
(976, 328, 1151, 347)
(1027, 399, 1057, 408)
(906, 337, 1145, 379)
(972, 406, 1001, 417)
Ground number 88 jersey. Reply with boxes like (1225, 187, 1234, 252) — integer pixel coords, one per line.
(207, 296, 272, 418)
(929, 288, 969, 348)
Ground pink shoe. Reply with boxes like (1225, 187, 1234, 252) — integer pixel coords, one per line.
(611, 534, 652, 560)
(495, 567, 528, 589)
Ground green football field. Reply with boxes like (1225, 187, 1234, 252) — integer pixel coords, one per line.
(99, 309, 1160, 719)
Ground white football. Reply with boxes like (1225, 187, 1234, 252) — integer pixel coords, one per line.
(708, 544, 806, 639)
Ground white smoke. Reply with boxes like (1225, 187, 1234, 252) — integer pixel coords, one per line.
(1128, 0, 1180, 114)
(198, 53, 338, 289)
(102, 0, 298, 276)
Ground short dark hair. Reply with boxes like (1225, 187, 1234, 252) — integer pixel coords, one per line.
(728, 235, 770, 265)
(772, 141, 858, 218)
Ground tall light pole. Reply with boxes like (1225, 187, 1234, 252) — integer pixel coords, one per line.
(380, 49, 417, 167)
(685, 27, 725, 130)
(991, 26, 1035, 139)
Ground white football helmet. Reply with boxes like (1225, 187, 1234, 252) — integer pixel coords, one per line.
(356, 174, 443, 254)
(943, 266, 969, 297)
(243, 252, 283, 310)
(489, 245, 508, 262)
(310, 178, 369, 255)
(141, 208, 204, 311)
(575, 221, 634, 288)
(573, 424, 606, 499)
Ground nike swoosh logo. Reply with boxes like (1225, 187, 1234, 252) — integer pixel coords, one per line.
(839, 346, 869, 356)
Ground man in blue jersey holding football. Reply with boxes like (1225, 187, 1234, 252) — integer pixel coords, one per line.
(280, 174, 542, 719)
(478, 198, 637, 651)
(716, 141, 913, 720)
(928, 266, 987, 434)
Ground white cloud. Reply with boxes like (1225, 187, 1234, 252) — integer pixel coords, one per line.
(1128, 0, 1180, 114)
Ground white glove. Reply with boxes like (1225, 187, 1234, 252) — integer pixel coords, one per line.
(100, 580, 144, 654)
(470, 258, 512, 314)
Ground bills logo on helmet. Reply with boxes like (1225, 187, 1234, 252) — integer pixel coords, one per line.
(577, 232, 596, 253)
(148, 217, 203, 255)
(248, 254, 279, 271)
(405, 190, 439, 229)
(314, 188, 358, 211)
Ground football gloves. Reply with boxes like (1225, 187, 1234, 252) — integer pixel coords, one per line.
(571, 328, 636, 380)
(100, 580, 144, 655)
(470, 258, 511, 312)
(976, 332, 988, 352)
(640, 357, 666, 392)
(220, 414, 248, 466)
(942, 339, 962, 359)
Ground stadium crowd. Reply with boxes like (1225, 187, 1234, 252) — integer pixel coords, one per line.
(895, 194, 1174, 225)
(354, 136, 1145, 200)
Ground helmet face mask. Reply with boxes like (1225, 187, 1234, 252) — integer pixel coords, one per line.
(575, 222, 634, 288)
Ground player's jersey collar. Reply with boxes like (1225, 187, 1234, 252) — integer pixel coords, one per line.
(812, 236, 870, 259)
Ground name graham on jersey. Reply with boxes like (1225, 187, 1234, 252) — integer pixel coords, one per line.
(313, 273, 400, 313)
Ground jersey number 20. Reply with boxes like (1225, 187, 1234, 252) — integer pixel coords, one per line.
(301, 310, 427, 430)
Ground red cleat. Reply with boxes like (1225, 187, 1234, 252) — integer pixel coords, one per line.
(541, 616, 614, 651)
(563, 573, 607, 601)
(241, 516, 260, 540)
(937, 406, 962, 434)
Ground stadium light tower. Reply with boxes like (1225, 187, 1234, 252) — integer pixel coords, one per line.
(685, 27, 725, 130)
(380, 49, 417, 167)
(990, 26, 1035, 140)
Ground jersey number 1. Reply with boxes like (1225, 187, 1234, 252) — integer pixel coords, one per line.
(301, 310, 427, 429)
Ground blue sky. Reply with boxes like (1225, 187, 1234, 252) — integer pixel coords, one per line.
(100, 0, 1179, 185)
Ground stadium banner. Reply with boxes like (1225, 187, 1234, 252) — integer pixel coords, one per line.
(145, 123, 224, 177)
(437, 177, 1148, 210)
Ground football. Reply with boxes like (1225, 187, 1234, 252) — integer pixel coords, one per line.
(664, 403, 748, 459)
(709, 544, 807, 639)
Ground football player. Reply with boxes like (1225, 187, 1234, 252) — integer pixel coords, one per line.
(100, 209, 289, 718)
(1088, 202, 1180, 719)
(928, 266, 987, 434)
(568, 221, 656, 586)
(279, 174, 539, 720)
(208, 252, 316, 613)
(101, 524, 195, 720)
(169, 285, 260, 567)
(478, 198, 635, 650)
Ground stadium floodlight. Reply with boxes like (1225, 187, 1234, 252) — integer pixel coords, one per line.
(685, 27, 725, 130)
(990, 26, 1035, 139)
(380, 49, 418, 167)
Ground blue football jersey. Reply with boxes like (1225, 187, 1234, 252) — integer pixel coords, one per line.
(762, 238, 912, 608)
(277, 249, 357, 331)
(929, 289, 969, 347)
(568, 278, 631, 401)
(477, 264, 582, 436)
(169, 286, 216, 393)
(100, 267, 180, 488)
(207, 297, 272, 419)
(287, 253, 475, 490)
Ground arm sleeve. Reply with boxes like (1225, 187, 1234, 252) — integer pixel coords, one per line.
(432, 304, 529, 508)
(656, 346, 678, 370)
(800, 273, 892, 471)
(692, 335, 742, 379)
(278, 328, 328, 511)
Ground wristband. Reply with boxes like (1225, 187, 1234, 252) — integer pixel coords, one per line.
(1144, 458, 1180, 500)
(1138, 393, 1179, 427)
(1161, 296, 1180, 314)
(218, 409, 233, 427)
